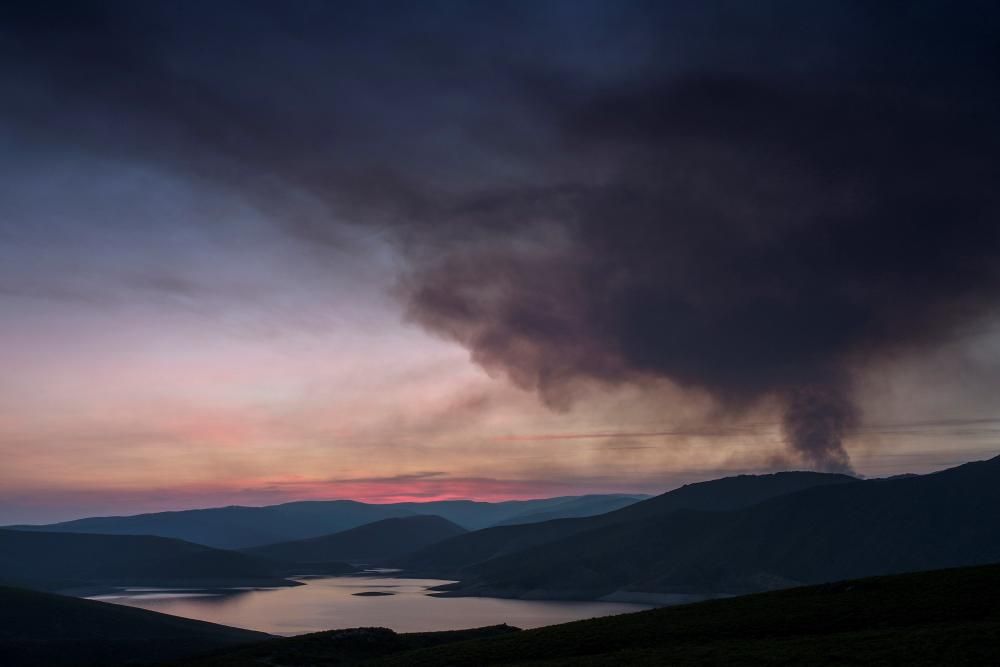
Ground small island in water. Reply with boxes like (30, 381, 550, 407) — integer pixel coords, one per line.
(351, 591, 396, 597)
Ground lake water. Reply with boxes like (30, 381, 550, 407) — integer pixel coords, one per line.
(90, 575, 651, 635)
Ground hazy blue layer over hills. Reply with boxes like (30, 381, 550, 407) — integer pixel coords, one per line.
(400, 471, 854, 577)
(245, 515, 467, 564)
(489, 494, 649, 526)
(0, 529, 303, 592)
(0, 585, 269, 666)
(420, 494, 649, 529)
(5, 502, 417, 550)
(444, 456, 1000, 599)
(6, 495, 646, 549)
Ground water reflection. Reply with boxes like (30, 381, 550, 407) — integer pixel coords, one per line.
(90, 575, 650, 635)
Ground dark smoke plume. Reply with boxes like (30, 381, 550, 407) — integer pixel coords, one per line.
(403, 77, 1000, 472)
(4, 2, 1000, 471)
(781, 379, 859, 474)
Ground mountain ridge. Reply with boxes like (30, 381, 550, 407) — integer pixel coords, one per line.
(399, 470, 855, 577)
(438, 455, 1000, 599)
(6, 494, 647, 549)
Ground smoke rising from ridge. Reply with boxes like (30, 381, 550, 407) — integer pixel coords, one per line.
(403, 77, 1000, 472)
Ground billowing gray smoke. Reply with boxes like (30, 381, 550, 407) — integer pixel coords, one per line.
(4, 2, 1000, 472)
(403, 77, 1000, 472)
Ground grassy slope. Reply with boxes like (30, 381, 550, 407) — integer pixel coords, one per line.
(368, 564, 1000, 666)
(171, 625, 520, 666)
(0, 585, 269, 667)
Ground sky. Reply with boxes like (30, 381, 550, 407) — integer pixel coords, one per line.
(2, 1, 999, 523)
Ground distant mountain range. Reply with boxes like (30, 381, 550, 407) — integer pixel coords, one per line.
(418, 456, 1000, 600)
(6, 494, 647, 549)
(245, 515, 467, 564)
(5, 457, 999, 606)
(0, 496, 644, 592)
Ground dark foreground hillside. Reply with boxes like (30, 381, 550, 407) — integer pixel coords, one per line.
(0, 529, 306, 591)
(0, 585, 269, 666)
(173, 564, 1000, 666)
(171, 625, 519, 666)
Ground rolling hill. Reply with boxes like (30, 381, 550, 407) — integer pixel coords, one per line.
(0, 529, 303, 592)
(245, 515, 467, 564)
(441, 455, 1000, 599)
(7, 495, 646, 549)
(0, 585, 269, 666)
(399, 471, 854, 577)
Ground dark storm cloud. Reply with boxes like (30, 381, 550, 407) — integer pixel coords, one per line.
(3, 1, 1000, 472)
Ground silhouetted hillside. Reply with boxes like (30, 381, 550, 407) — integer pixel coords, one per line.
(172, 624, 519, 666)
(7, 495, 646, 549)
(0, 529, 299, 592)
(401, 471, 853, 577)
(447, 456, 1000, 599)
(0, 585, 268, 666)
(245, 515, 467, 565)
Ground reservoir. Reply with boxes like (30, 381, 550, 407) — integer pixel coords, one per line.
(90, 574, 651, 635)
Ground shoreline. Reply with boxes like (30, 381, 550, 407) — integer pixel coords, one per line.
(426, 581, 728, 606)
